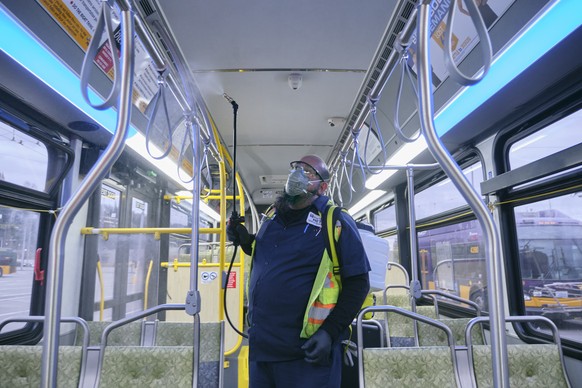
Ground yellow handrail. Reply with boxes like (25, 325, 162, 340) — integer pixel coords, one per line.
(208, 113, 247, 356)
(218, 159, 227, 322)
(144, 259, 153, 311)
(96, 260, 104, 321)
(161, 259, 241, 272)
(81, 227, 221, 240)
(164, 194, 242, 202)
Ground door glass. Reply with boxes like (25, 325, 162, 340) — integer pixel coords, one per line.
(94, 185, 121, 319)
(0, 207, 40, 329)
(126, 197, 150, 314)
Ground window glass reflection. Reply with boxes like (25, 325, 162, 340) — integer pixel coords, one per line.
(417, 219, 487, 311)
(509, 109, 582, 170)
(415, 163, 483, 221)
(0, 121, 48, 191)
(515, 193, 582, 341)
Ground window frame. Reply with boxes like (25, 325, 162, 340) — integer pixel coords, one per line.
(406, 151, 486, 315)
(0, 100, 73, 343)
(492, 99, 582, 355)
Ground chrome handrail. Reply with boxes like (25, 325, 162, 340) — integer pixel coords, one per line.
(41, 7, 135, 388)
(416, 1, 508, 386)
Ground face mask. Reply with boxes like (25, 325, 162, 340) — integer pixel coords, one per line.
(285, 167, 310, 196)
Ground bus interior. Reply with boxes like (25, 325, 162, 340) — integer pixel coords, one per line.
(1, 0, 582, 387)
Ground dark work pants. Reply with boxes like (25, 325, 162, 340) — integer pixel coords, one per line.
(249, 342, 343, 388)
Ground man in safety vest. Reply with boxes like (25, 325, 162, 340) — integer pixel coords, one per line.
(227, 154, 370, 388)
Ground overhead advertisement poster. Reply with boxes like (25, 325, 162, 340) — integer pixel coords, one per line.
(36, 0, 159, 113)
(407, 0, 515, 88)
(35, 0, 196, 178)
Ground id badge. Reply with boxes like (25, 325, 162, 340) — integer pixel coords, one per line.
(306, 212, 322, 228)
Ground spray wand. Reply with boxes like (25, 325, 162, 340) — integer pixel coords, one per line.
(223, 93, 244, 225)
(223, 93, 248, 338)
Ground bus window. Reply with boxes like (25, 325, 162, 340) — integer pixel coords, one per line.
(514, 195, 582, 336)
(374, 203, 399, 264)
(417, 219, 487, 311)
(415, 163, 483, 221)
(0, 207, 40, 328)
(374, 203, 396, 233)
(414, 162, 487, 310)
(0, 121, 48, 192)
(509, 109, 582, 170)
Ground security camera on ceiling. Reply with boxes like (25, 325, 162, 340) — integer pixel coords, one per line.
(288, 73, 303, 90)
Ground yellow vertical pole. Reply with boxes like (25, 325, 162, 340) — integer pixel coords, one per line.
(218, 159, 227, 321)
(96, 261, 104, 321)
(143, 259, 154, 311)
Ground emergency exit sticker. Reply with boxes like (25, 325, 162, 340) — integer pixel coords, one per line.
(227, 272, 237, 288)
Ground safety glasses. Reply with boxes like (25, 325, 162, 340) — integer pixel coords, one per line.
(289, 161, 324, 182)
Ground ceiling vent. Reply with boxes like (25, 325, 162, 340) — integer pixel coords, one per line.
(253, 188, 285, 205)
(259, 175, 288, 187)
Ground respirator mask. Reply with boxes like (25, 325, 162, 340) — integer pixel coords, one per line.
(285, 162, 323, 197)
(285, 167, 311, 196)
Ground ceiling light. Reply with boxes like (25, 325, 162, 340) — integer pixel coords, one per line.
(365, 136, 427, 190)
(348, 190, 386, 216)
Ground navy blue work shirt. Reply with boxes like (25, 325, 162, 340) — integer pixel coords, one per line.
(248, 195, 370, 362)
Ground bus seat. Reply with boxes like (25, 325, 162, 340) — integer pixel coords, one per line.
(466, 315, 572, 388)
(357, 306, 460, 387)
(471, 344, 569, 388)
(383, 305, 437, 339)
(373, 283, 410, 304)
(369, 304, 437, 347)
(99, 346, 193, 388)
(385, 294, 410, 307)
(75, 320, 143, 347)
(0, 345, 83, 388)
(154, 321, 224, 387)
(418, 318, 485, 347)
(363, 347, 458, 388)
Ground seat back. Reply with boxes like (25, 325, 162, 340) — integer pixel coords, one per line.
(418, 318, 484, 346)
(466, 315, 571, 388)
(76, 320, 142, 346)
(154, 321, 224, 387)
(357, 306, 460, 387)
(99, 346, 193, 388)
(472, 344, 569, 388)
(384, 304, 437, 346)
(0, 345, 83, 388)
(363, 347, 457, 388)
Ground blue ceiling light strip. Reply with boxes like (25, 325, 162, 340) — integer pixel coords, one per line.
(435, 0, 582, 136)
(0, 6, 136, 137)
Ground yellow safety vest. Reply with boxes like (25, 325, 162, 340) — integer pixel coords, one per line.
(301, 204, 375, 337)
(300, 202, 342, 338)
